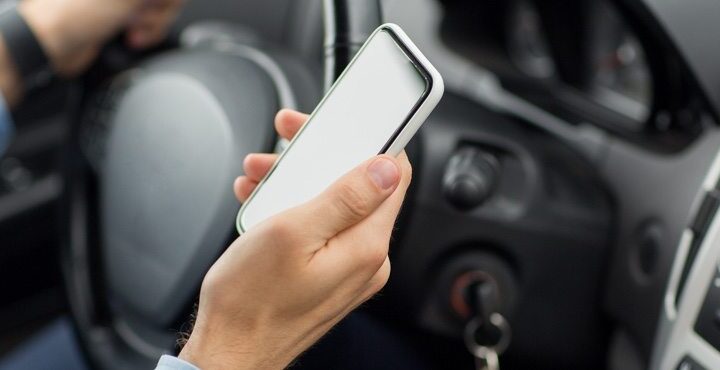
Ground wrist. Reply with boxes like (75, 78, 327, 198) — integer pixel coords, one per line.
(179, 330, 259, 370)
(0, 34, 23, 107)
(17, 0, 109, 76)
(178, 317, 293, 370)
(17, 1, 68, 72)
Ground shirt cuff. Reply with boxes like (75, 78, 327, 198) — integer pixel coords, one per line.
(154, 354, 201, 370)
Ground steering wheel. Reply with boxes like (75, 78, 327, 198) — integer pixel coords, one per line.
(61, 2, 382, 369)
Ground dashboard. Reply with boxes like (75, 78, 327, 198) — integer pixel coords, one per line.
(506, 0, 652, 123)
(652, 151, 720, 370)
(386, 0, 720, 369)
(437, 0, 709, 152)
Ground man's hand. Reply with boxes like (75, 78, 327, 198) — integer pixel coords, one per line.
(19, 0, 184, 76)
(179, 109, 413, 369)
(233, 109, 310, 203)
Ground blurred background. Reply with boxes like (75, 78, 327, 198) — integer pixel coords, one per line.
(0, 0, 718, 369)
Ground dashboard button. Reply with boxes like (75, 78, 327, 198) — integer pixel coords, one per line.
(695, 262, 720, 351)
(443, 147, 499, 210)
(690, 190, 720, 236)
(676, 355, 706, 370)
(677, 190, 720, 307)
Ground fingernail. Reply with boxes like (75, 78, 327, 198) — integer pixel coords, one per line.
(368, 158, 400, 190)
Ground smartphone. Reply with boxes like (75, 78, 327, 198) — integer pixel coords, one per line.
(237, 23, 444, 233)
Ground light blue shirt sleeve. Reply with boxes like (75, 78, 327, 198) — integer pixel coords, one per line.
(154, 355, 201, 370)
(0, 92, 13, 157)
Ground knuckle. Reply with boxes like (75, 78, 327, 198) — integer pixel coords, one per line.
(404, 161, 413, 183)
(263, 217, 295, 241)
(361, 244, 389, 270)
(200, 266, 227, 304)
(335, 182, 372, 221)
(200, 268, 218, 293)
(398, 152, 413, 177)
(369, 263, 391, 293)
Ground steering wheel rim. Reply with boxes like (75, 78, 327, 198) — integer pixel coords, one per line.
(61, 2, 382, 369)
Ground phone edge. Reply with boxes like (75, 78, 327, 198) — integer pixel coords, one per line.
(236, 23, 444, 234)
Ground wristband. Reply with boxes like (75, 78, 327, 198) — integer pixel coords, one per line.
(0, 4, 52, 89)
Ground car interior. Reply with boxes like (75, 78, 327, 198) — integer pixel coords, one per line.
(1, 0, 719, 369)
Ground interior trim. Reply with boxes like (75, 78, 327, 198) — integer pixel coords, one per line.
(652, 146, 720, 369)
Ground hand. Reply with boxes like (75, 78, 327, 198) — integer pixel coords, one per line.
(179, 109, 413, 369)
(19, 0, 184, 76)
(233, 109, 309, 203)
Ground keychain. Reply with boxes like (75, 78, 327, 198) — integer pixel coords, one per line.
(471, 346, 499, 370)
(464, 313, 511, 370)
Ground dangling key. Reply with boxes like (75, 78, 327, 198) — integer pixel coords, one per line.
(464, 313, 510, 370)
(471, 345, 499, 370)
(461, 278, 510, 370)
(464, 314, 508, 370)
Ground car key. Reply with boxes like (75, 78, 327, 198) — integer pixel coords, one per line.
(463, 280, 511, 370)
(465, 314, 508, 370)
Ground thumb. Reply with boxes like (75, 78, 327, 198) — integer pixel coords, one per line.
(299, 155, 402, 240)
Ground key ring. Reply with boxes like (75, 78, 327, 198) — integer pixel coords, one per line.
(464, 313, 512, 357)
(474, 347, 499, 370)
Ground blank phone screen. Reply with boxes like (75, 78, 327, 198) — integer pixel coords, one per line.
(240, 28, 428, 231)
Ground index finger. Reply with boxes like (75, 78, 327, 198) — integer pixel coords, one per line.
(275, 109, 308, 141)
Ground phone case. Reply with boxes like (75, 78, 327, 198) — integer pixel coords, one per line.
(237, 23, 444, 233)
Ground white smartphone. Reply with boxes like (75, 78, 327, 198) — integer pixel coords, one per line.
(237, 23, 444, 233)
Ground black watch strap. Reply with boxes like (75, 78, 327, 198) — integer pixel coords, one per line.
(0, 4, 52, 87)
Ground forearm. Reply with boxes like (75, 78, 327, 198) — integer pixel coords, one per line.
(0, 0, 179, 110)
(0, 32, 24, 108)
(0, 1, 63, 109)
(0, 0, 136, 109)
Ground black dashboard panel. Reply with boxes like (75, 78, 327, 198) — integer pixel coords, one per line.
(388, 93, 614, 369)
(632, 0, 720, 122)
(694, 265, 720, 353)
(427, 0, 720, 368)
(437, 0, 709, 152)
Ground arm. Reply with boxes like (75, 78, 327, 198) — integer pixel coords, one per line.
(0, 0, 182, 157)
(0, 0, 184, 109)
(0, 32, 22, 107)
